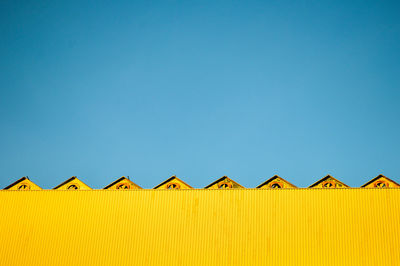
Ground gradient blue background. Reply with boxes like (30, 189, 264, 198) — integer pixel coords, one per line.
(1, 0, 399, 189)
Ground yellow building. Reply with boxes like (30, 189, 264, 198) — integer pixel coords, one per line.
(1, 175, 400, 265)
(204, 176, 244, 189)
(53, 176, 92, 190)
(257, 175, 297, 189)
(104, 176, 142, 190)
(0, 188, 399, 265)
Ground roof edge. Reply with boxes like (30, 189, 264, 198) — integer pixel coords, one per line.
(153, 176, 193, 189)
(204, 176, 244, 188)
(308, 175, 349, 188)
(361, 174, 400, 187)
(53, 176, 92, 189)
(103, 177, 142, 189)
(256, 175, 297, 188)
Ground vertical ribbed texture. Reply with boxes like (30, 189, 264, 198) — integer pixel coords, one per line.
(0, 189, 399, 265)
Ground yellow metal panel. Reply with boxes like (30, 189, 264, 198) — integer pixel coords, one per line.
(0, 189, 399, 265)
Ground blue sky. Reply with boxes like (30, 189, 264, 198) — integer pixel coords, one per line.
(1, 0, 399, 189)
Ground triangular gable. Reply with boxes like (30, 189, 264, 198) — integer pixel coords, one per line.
(104, 177, 142, 190)
(361, 174, 400, 188)
(309, 175, 349, 188)
(4, 177, 42, 190)
(53, 176, 92, 190)
(256, 175, 297, 189)
(204, 176, 244, 189)
(153, 176, 193, 189)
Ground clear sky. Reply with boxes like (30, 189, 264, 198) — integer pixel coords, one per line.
(1, 0, 399, 189)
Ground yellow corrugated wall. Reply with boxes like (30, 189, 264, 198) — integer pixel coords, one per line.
(0, 189, 399, 265)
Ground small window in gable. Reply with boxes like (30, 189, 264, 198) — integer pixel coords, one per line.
(18, 184, 30, 190)
(322, 181, 334, 188)
(218, 183, 232, 189)
(374, 181, 388, 188)
(271, 182, 282, 188)
(117, 183, 130, 189)
(67, 184, 79, 190)
(167, 183, 180, 189)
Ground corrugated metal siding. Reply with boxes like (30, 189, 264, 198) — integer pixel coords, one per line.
(0, 189, 399, 265)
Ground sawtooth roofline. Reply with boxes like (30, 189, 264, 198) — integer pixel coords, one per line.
(3, 174, 400, 190)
